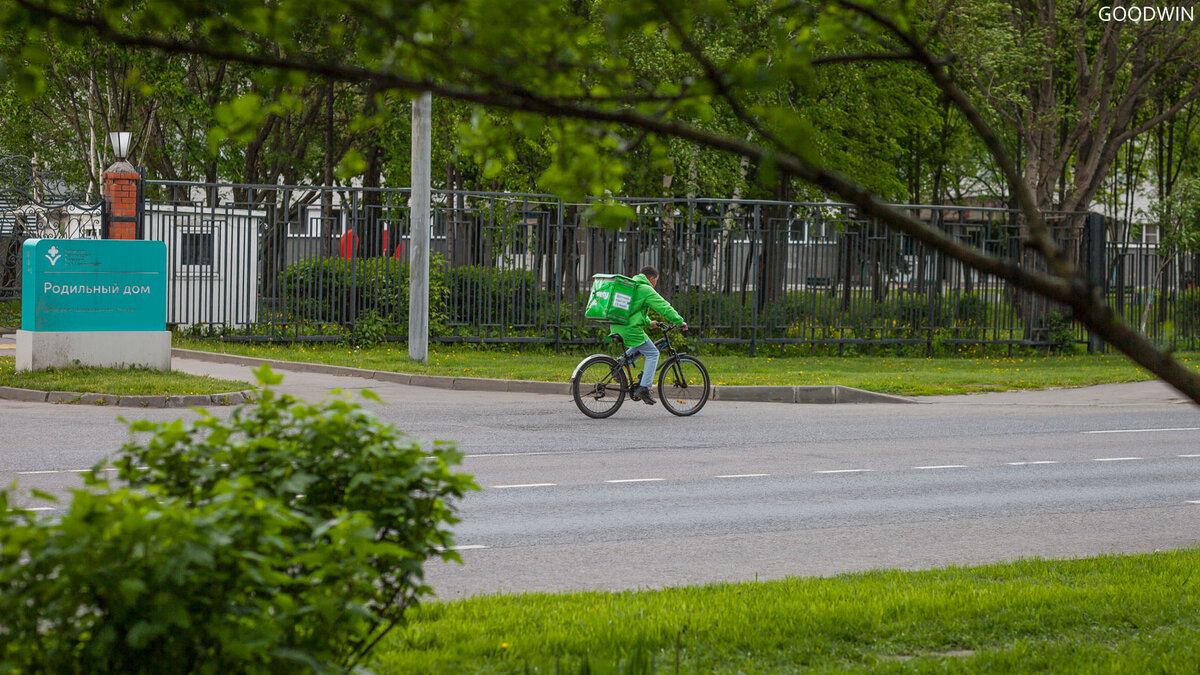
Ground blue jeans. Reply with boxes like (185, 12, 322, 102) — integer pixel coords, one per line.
(623, 339, 659, 388)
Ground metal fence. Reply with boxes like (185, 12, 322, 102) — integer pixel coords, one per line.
(1, 156, 104, 312)
(136, 180, 1197, 352)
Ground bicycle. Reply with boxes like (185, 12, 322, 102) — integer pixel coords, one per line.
(571, 322, 711, 418)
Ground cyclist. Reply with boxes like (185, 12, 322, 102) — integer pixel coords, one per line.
(610, 266, 688, 405)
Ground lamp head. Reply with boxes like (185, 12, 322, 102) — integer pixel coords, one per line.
(108, 131, 132, 162)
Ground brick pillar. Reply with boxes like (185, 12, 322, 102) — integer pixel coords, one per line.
(103, 161, 140, 240)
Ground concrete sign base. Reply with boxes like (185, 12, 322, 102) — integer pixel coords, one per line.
(16, 330, 172, 372)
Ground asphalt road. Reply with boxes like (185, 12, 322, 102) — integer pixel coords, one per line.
(2, 357, 1198, 599)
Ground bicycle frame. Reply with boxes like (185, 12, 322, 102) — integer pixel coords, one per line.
(611, 326, 686, 393)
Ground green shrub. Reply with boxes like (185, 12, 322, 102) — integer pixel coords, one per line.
(0, 365, 476, 673)
(0, 300, 18, 328)
(280, 255, 450, 333)
(1177, 288, 1200, 338)
(344, 308, 388, 348)
(1043, 311, 1078, 352)
(444, 266, 545, 327)
(0, 480, 411, 674)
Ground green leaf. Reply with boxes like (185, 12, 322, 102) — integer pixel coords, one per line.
(335, 148, 367, 180)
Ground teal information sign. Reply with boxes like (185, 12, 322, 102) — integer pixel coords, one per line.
(21, 239, 167, 332)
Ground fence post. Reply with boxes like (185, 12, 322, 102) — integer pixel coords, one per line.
(1086, 211, 1107, 354)
(750, 203, 760, 356)
(554, 198, 564, 353)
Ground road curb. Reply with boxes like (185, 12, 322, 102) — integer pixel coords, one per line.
(0, 384, 256, 408)
(169, 348, 915, 404)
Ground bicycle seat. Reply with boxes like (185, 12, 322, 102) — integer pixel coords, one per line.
(609, 334, 625, 348)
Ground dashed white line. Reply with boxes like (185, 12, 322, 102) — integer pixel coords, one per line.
(814, 469, 873, 474)
(1187, 501, 1200, 505)
(606, 478, 665, 483)
(490, 483, 557, 489)
(466, 450, 606, 458)
(715, 473, 770, 478)
(1083, 427, 1200, 434)
(17, 507, 56, 512)
(915, 465, 968, 470)
(1094, 457, 1143, 462)
(435, 544, 489, 551)
(15, 468, 117, 475)
(1179, 454, 1200, 458)
(1008, 461, 1059, 466)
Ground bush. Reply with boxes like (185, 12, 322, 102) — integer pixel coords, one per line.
(0, 364, 476, 673)
(444, 266, 545, 327)
(1177, 288, 1200, 338)
(0, 300, 18, 328)
(0, 482, 394, 674)
(280, 255, 450, 333)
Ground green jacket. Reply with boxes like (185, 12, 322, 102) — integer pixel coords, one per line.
(609, 274, 684, 347)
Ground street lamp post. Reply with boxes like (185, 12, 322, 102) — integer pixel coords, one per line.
(103, 131, 139, 240)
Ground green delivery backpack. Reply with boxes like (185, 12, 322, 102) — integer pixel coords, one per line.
(585, 274, 638, 324)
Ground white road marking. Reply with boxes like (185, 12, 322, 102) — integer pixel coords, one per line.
(715, 473, 770, 478)
(814, 469, 873, 474)
(19, 507, 56, 512)
(1007, 461, 1059, 465)
(14, 468, 118, 475)
(915, 465, 968, 470)
(1187, 501, 1200, 505)
(1094, 457, 1143, 462)
(606, 478, 665, 483)
(435, 544, 489, 551)
(1084, 427, 1200, 434)
(490, 483, 557, 489)
(1179, 454, 1200, 458)
(466, 450, 605, 458)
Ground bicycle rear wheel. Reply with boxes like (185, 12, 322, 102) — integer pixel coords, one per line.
(571, 355, 628, 418)
(658, 356, 710, 416)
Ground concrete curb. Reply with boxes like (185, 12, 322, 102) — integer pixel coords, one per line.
(0, 384, 256, 408)
(169, 348, 915, 404)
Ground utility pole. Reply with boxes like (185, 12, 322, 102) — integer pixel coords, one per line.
(408, 92, 432, 362)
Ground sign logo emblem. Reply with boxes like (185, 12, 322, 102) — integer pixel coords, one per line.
(45, 246, 61, 266)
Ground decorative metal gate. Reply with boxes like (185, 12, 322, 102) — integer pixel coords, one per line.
(0, 156, 103, 322)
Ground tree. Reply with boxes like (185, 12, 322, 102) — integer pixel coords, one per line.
(2, 0, 1198, 404)
(1138, 175, 1200, 334)
(941, 0, 1200, 212)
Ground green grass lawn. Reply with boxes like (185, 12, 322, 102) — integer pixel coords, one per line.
(373, 549, 1200, 674)
(0, 357, 251, 396)
(172, 338, 1197, 396)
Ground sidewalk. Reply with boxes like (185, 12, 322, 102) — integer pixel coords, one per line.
(0, 333, 914, 405)
(170, 348, 918, 405)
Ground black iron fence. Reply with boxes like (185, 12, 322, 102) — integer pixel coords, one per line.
(133, 180, 1197, 353)
(0, 156, 104, 317)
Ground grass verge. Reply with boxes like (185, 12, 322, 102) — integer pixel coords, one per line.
(373, 549, 1200, 674)
(172, 338, 1197, 396)
(0, 357, 251, 396)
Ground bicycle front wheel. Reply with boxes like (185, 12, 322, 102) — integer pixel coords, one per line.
(571, 355, 628, 418)
(658, 356, 710, 416)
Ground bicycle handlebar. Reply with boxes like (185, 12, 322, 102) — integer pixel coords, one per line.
(652, 321, 688, 333)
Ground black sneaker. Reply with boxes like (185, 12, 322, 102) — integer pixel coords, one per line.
(636, 386, 656, 405)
